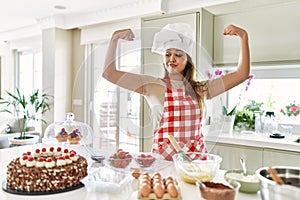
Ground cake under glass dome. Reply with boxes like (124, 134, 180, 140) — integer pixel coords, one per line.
(43, 113, 93, 146)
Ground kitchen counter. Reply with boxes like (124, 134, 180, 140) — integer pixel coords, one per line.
(0, 144, 261, 200)
(205, 131, 300, 153)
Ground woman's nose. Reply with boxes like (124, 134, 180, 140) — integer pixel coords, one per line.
(170, 55, 175, 62)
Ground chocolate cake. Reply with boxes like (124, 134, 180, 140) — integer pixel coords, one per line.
(6, 147, 88, 192)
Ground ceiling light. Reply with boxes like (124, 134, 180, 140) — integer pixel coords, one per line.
(54, 5, 67, 10)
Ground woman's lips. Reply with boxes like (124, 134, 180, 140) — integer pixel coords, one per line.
(168, 63, 177, 68)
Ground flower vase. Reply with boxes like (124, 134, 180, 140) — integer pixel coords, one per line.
(221, 115, 235, 135)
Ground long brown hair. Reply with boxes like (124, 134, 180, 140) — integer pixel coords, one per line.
(164, 54, 208, 117)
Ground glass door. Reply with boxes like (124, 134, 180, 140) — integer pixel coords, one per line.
(89, 39, 141, 153)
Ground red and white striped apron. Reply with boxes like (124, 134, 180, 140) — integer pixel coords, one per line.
(152, 77, 208, 161)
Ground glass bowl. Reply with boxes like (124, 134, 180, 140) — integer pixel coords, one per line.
(107, 150, 133, 168)
(224, 170, 260, 193)
(134, 153, 158, 168)
(197, 180, 240, 200)
(173, 152, 222, 184)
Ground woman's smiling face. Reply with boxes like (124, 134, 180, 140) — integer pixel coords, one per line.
(164, 48, 188, 75)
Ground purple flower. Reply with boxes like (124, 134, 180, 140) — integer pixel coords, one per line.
(215, 69, 223, 76)
(208, 69, 223, 80)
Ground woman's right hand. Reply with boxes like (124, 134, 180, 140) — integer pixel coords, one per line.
(112, 29, 135, 41)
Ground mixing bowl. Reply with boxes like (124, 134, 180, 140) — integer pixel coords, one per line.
(224, 170, 260, 193)
(173, 152, 222, 184)
(256, 166, 300, 200)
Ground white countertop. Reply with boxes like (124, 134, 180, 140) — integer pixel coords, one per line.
(205, 131, 300, 152)
(0, 144, 261, 200)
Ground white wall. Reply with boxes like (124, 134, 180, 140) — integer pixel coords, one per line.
(42, 28, 73, 128)
(213, 1, 300, 65)
(0, 43, 15, 95)
(54, 29, 73, 121)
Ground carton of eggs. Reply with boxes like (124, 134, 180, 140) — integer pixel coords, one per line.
(138, 172, 181, 200)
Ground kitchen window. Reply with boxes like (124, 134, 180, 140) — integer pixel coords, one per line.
(226, 66, 300, 132)
(15, 50, 42, 131)
(16, 50, 42, 94)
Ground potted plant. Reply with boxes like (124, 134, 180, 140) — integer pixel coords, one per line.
(280, 101, 300, 117)
(280, 101, 300, 124)
(234, 109, 254, 131)
(221, 105, 237, 134)
(0, 88, 52, 145)
(234, 100, 265, 131)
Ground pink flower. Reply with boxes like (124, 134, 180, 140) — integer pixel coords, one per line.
(290, 106, 299, 113)
(282, 102, 300, 117)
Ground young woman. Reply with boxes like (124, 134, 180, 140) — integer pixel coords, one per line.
(102, 23, 250, 160)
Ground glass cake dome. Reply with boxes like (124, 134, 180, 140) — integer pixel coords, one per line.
(43, 113, 93, 146)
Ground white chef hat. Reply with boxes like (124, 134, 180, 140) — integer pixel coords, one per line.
(151, 23, 195, 58)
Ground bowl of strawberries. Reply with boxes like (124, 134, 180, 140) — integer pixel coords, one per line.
(134, 153, 157, 168)
(108, 149, 133, 168)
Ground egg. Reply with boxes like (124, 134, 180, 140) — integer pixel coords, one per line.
(167, 183, 178, 198)
(153, 183, 165, 198)
(165, 176, 173, 181)
(153, 179, 163, 186)
(153, 172, 162, 179)
(165, 177, 175, 186)
(141, 179, 151, 186)
(142, 173, 150, 180)
(141, 175, 151, 182)
(139, 183, 151, 197)
(131, 168, 140, 179)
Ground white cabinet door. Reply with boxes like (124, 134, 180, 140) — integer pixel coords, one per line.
(213, 3, 300, 65)
(208, 142, 263, 171)
(263, 149, 300, 167)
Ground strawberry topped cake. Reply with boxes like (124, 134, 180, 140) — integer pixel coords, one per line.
(6, 147, 88, 192)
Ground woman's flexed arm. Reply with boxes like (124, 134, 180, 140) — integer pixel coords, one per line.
(222, 24, 250, 91)
(209, 24, 250, 98)
(102, 29, 144, 94)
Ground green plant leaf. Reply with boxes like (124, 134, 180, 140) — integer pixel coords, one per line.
(227, 105, 237, 116)
(0, 88, 52, 138)
(223, 105, 237, 116)
(222, 106, 228, 115)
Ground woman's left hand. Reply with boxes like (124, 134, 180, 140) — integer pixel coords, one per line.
(223, 24, 248, 39)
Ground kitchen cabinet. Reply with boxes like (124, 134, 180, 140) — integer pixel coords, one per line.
(206, 142, 263, 171)
(206, 141, 300, 171)
(263, 148, 300, 167)
(213, 2, 300, 65)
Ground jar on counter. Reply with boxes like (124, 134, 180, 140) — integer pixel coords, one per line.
(263, 111, 278, 134)
(254, 111, 263, 133)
